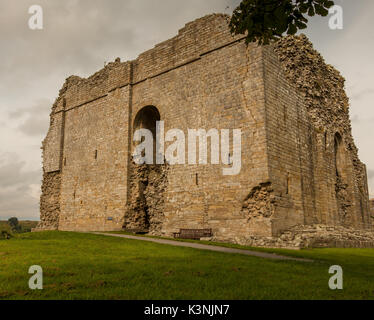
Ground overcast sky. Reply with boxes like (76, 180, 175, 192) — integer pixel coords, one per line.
(0, 0, 373, 220)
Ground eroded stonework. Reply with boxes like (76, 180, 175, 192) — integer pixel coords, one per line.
(274, 35, 370, 229)
(35, 14, 373, 247)
(241, 182, 275, 221)
(38, 171, 61, 230)
(124, 160, 168, 234)
(233, 224, 374, 249)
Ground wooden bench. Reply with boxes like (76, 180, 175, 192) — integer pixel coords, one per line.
(173, 228, 212, 240)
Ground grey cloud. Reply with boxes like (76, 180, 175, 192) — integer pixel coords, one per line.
(350, 88, 374, 101)
(0, 153, 41, 188)
(367, 169, 374, 180)
(0, 187, 40, 220)
(9, 98, 51, 136)
(0, 0, 240, 101)
(0, 153, 41, 219)
(351, 114, 359, 123)
(19, 117, 49, 136)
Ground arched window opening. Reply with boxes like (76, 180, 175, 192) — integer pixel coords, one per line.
(133, 106, 161, 163)
(125, 105, 166, 233)
(334, 132, 344, 178)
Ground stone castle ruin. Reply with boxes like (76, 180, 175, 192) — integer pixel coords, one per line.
(36, 14, 374, 248)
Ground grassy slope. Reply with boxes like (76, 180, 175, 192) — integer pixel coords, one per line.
(0, 231, 373, 300)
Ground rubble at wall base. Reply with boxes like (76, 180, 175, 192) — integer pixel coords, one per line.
(212, 224, 374, 249)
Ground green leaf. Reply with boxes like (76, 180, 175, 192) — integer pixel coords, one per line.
(287, 23, 297, 35)
(296, 21, 307, 29)
(229, 0, 335, 45)
(308, 6, 315, 16)
(315, 4, 328, 16)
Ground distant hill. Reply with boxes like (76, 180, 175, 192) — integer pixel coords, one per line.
(0, 220, 39, 235)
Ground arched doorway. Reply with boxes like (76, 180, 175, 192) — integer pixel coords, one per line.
(124, 106, 167, 234)
(133, 106, 160, 164)
(134, 105, 160, 132)
(334, 132, 345, 178)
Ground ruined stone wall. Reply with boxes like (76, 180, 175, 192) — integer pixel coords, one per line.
(262, 44, 311, 236)
(38, 14, 273, 238)
(37, 171, 61, 230)
(236, 224, 374, 249)
(58, 84, 131, 231)
(38, 14, 371, 244)
(130, 23, 272, 239)
(36, 90, 65, 230)
(268, 35, 371, 230)
(258, 35, 371, 235)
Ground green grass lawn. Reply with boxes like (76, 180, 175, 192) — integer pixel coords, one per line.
(0, 231, 373, 300)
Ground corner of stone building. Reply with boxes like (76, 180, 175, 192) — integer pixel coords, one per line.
(259, 33, 372, 236)
(34, 86, 67, 231)
(235, 43, 277, 238)
(259, 42, 305, 237)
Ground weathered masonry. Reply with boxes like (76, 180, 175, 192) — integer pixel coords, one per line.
(36, 14, 374, 247)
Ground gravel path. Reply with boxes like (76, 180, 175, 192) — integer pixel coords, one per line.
(91, 232, 313, 262)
